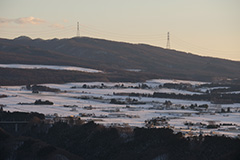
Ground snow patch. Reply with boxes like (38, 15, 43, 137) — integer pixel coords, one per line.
(0, 64, 102, 73)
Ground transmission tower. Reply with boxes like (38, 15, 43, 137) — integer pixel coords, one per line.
(166, 32, 170, 49)
(77, 22, 80, 37)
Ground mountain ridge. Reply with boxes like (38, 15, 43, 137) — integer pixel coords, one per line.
(0, 36, 240, 83)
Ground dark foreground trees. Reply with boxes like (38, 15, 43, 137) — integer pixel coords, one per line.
(24, 122, 240, 160)
(0, 111, 240, 160)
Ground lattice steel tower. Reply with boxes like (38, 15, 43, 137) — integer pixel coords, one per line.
(166, 32, 170, 49)
(77, 22, 80, 37)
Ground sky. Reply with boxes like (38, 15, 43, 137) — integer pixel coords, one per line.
(0, 0, 239, 61)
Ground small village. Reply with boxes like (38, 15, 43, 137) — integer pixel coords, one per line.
(1, 79, 240, 138)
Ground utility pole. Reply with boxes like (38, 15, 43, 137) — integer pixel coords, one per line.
(166, 32, 170, 49)
(77, 22, 80, 37)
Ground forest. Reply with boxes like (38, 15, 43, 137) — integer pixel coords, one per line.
(0, 68, 158, 86)
(0, 110, 240, 160)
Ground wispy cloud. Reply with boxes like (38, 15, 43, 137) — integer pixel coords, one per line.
(15, 17, 45, 24)
(0, 17, 46, 25)
(0, 18, 11, 24)
(49, 23, 65, 29)
(0, 18, 11, 27)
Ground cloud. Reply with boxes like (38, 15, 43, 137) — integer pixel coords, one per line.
(0, 17, 46, 25)
(14, 17, 45, 24)
(0, 18, 11, 27)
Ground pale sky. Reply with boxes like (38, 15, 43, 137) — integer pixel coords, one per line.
(0, 0, 239, 61)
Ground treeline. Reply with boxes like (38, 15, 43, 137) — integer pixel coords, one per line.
(0, 94, 7, 98)
(0, 68, 158, 86)
(153, 92, 210, 101)
(0, 68, 108, 86)
(115, 92, 240, 104)
(153, 92, 240, 103)
(0, 111, 45, 121)
(198, 83, 240, 93)
(26, 84, 60, 92)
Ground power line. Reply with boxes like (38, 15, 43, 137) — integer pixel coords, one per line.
(79, 24, 166, 37)
(1, 22, 238, 56)
(81, 28, 166, 40)
(171, 35, 240, 54)
(0, 25, 75, 34)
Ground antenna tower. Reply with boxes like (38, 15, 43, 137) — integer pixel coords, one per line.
(166, 32, 170, 49)
(77, 22, 80, 37)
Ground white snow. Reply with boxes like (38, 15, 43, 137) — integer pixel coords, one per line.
(125, 69, 141, 72)
(147, 79, 209, 86)
(0, 64, 102, 73)
(1, 79, 240, 137)
(227, 91, 240, 94)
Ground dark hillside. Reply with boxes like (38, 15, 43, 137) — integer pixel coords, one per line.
(1, 36, 240, 82)
(0, 68, 158, 86)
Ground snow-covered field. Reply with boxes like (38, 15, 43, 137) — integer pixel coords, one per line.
(0, 64, 102, 73)
(1, 79, 240, 137)
(146, 79, 208, 86)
